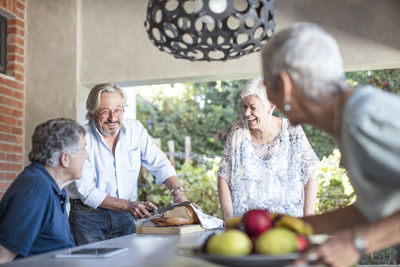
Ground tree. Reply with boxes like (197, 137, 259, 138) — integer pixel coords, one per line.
(136, 80, 245, 159)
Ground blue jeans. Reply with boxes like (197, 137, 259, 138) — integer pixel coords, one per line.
(69, 200, 136, 246)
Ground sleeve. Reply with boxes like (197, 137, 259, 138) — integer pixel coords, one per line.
(138, 125, 176, 185)
(76, 159, 107, 208)
(297, 126, 319, 185)
(217, 126, 235, 184)
(67, 124, 108, 208)
(341, 87, 400, 220)
(343, 90, 400, 187)
(0, 190, 48, 257)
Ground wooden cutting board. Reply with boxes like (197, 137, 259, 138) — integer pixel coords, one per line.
(137, 224, 205, 235)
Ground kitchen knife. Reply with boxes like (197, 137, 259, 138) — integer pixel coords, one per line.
(148, 201, 191, 215)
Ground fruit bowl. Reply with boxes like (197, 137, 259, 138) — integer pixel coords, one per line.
(182, 210, 318, 266)
(176, 247, 301, 267)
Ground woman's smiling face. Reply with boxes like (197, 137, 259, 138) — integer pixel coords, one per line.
(242, 95, 268, 130)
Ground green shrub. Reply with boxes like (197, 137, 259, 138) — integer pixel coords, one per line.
(315, 149, 356, 213)
(360, 247, 399, 265)
(177, 159, 221, 218)
(138, 157, 222, 218)
(138, 171, 171, 207)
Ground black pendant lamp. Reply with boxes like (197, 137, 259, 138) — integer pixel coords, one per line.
(144, 0, 276, 61)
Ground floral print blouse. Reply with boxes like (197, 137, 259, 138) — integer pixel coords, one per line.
(217, 118, 319, 217)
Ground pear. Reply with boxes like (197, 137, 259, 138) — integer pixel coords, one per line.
(207, 230, 252, 256)
(255, 227, 298, 254)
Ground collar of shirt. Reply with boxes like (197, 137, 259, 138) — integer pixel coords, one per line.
(28, 162, 68, 211)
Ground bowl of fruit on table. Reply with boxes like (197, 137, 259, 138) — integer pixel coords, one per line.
(185, 209, 314, 267)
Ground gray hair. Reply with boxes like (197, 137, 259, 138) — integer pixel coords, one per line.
(86, 83, 127, 120)
(241, 77, 270, 108)
(261, 22, 347, 101)
(29, 118, 86, 167)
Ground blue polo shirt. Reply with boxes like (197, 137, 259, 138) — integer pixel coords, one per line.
(0, 162, 75, 257)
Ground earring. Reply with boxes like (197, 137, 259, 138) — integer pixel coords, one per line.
(284, 102, 291, 112)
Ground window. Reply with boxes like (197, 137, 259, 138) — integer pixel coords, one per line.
(0, 15, 6, 74)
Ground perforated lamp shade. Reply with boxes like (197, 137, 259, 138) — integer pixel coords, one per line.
(144, 0, 276, 61)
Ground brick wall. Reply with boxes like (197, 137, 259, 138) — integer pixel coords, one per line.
(0, 0, 25, 198)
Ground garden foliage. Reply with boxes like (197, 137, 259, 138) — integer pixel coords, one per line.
(139, 158, 222, 218)
(137, 69, 399, 213)
(315, 149, 355, 213)
(137, 69, 400, 264)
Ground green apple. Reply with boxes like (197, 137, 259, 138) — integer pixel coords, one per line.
(207, 229, 252, 256)
(255, 227, 298, 254)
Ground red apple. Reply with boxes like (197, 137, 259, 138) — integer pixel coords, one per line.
(242, 209, 273, 238)
(296, 235, 308, 252)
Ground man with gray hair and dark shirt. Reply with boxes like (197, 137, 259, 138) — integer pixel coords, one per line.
(0, 118, 88, 263)
(68, 83, 193, 245)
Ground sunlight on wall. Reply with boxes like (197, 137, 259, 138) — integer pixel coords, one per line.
(134, 83, 186, 99)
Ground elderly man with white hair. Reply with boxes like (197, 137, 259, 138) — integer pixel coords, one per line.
(67, 83, 195, 246)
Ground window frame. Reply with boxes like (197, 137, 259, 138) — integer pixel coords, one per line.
(0, 15, 6, 74)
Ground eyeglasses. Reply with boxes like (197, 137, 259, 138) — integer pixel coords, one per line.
(96, 108, 124, 118)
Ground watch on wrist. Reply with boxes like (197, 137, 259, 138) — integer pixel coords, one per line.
(353, 230, 368, 256)
(170, 186, 184, 194)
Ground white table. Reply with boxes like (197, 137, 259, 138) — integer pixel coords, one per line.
(2, 230, 219, 267)
(4, 231, 381, 267)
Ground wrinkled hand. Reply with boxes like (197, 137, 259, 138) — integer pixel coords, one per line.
(126, 201, 157, 219)
(172, 191, 188, 204)
(172, 192, 202, 212)
(294, 230, 360, 267)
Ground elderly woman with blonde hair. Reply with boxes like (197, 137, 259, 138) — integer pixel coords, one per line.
(217, 77, 319, 222)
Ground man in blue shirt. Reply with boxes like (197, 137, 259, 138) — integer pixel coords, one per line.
(0, 118, 88, 263)
(68, 83, 192, 245)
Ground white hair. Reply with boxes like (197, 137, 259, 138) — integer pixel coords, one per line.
(241, 77, 270, 108)
(86, 83, 127, 120)
(261, 22, 347, 101)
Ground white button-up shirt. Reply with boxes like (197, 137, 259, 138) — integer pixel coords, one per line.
(67, 119, 176, 208)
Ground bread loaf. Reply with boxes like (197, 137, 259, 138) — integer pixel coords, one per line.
(162, 205, 200, 224)
(151, 217, 189, 227)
